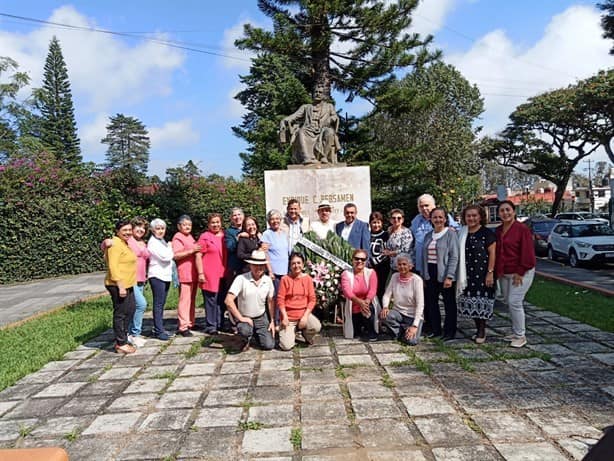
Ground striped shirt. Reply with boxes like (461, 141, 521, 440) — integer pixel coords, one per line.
(427, 239, 438, 264)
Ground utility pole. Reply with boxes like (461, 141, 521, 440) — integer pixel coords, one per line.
(584, 159, 594, 213)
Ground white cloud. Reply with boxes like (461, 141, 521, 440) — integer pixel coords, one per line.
(226, 84, 246, 119)
(447, 5, 611, 136)
(219, 17, 261, 70)
(149, 118, 200, 149)
(80, 113, 109, 159)
(0, 5, 185, 113)
(410, 0, 458, 36)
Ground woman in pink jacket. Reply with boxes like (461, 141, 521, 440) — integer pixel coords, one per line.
(172, 215, 203, 337)
(197, 213, 228, 335)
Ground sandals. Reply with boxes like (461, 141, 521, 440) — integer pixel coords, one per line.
(471, 334, 486, 344)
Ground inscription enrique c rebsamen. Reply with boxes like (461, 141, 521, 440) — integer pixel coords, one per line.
(281, 193, 355, 206)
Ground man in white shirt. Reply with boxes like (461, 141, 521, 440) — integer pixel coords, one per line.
(225, 250, 276, 351)
(282, 199, 310, 250)
(309, 200, 336, 239)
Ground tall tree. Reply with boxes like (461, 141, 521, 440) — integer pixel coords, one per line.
(483, 76, 609, 214)
(232, 53, 311, 180)
(0, 57, 29, 160)
(573, 69, 613, 163)
(599, 0, 614, 54)
(38, 36, 81, 168)
(101, 113, 150, 185)
(354, 62, 484, 212)
(237, 0, 437, 101)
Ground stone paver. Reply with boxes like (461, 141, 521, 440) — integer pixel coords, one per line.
(494, 441, 568, 461)
(242, 426, 293, 454)
(1, 304, 611, 459)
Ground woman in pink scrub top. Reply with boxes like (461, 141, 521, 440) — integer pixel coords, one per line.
(172, 215, 203, 336)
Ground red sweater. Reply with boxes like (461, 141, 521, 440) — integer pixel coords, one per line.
(495, 221, 536, 277)
(277, 274, 316, 321)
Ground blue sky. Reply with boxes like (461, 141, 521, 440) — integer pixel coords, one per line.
(0, 1, 611, 178)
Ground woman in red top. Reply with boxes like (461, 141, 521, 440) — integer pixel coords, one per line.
(277, 253, 321, 350)
(341, 248, 379, 340)
(495, 200, 536, 348)
(197, 213, 228, 335)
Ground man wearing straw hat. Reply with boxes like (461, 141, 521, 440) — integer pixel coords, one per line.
(225, 250, 276, 352)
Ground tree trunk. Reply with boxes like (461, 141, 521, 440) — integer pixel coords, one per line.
(603, 137, 614, 164)
(550, 173, 571, 215)
(310, 10, 332, 100)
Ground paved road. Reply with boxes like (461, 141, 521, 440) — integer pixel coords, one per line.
(0, 273, 107, 328)
(535, 258, 614, 296)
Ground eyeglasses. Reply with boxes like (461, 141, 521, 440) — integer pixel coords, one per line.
(391, 216, 403, 220)
(353, 257, 367, 262)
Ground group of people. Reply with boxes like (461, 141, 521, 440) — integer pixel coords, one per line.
(103, 195, 536, 355)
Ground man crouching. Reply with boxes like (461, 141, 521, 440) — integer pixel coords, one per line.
(225, 250, 275, 352)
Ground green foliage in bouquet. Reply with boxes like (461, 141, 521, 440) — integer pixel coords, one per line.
(294, 231, 354, 313)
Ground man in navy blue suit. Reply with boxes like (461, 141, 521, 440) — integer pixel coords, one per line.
(335, 203, 371, 257)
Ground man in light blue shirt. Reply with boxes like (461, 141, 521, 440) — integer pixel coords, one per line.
(411, 194, 458, 276)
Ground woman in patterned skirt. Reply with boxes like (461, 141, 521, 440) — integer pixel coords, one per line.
(456, 205, 496, 344)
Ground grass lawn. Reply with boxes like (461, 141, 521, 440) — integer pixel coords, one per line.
(0, 284, 183, 392)
(527, 276, 614, 332)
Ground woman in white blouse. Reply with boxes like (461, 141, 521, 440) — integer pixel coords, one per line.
(147, 218, 175, 340)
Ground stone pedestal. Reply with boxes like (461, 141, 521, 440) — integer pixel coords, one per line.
(264, 166, 371, 223)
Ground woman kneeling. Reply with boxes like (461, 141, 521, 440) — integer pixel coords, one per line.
(277, 253, 321, 350)
(380, 253, 424, 345)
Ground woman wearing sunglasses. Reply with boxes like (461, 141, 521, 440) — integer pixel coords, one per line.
(341, 249, 379, 340)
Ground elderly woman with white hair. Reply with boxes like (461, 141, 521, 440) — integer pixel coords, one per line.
(379, 252, 424, 345)
(148, 218, 175, 340)
(260, 209, 290, 286)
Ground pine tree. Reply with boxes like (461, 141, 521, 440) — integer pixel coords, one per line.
(38, 36, 81, 168)
(101, 113, 150, 181)
(236, 0, 438, 101)
(233, 0, 439, 178)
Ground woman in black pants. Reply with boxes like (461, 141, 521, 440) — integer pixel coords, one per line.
(105, 219, 137, 354)
(421, 207, 459, 341)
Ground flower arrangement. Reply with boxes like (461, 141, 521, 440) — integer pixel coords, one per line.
(307, 260, 343, 311)
(294, 230, 354, 318)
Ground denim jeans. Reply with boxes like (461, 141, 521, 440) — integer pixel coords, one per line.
(203, 290, 222, 332)
(129, 283, 147, 336)
(149, 277, 170, 335)
(383, 310, 423, 345)
(236, 312, 275, 350)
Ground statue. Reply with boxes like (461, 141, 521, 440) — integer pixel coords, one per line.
(279, 87, 341, 165)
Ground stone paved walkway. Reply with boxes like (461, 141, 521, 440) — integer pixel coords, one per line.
(1, 303, 613, 460)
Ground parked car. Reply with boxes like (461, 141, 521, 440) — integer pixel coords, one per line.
(554, 212, 609, 223)
(524, 217, 559, 256)
(547, 220, 614, 267)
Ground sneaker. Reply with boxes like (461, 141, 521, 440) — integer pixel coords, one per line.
(157, 331, 171, 341)
(178, 329, 193, 337)
(510, 336, 527, 348)
(503, 333, 519, 342)
(131, 335, 147, 348)
(127, 334, 136, 345)
(115, 343, 136, 354)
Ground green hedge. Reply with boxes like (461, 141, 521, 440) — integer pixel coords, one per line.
(0, 154, 266, 284)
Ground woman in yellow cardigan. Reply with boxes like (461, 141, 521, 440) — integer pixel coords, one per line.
(105, 219, 138, 354)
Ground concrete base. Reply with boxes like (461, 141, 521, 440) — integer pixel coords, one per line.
(264, 165, 371, 223)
